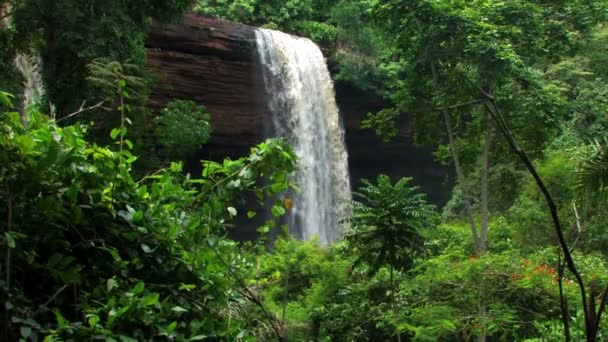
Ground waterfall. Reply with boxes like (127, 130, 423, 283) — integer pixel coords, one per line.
(255, 29, 351, 245)
(14, 52, 45, 116)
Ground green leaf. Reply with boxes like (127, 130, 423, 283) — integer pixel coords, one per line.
(124, 139, 134, 150)
(53, 309, 68, 328)
(0, 91, 14, 107)
(88, 314, 100, 327)
(110, 128, 120, 140)
(5, 232, 16, 248)
(271, 204, 286, 217)
(107, 278, 119, 292)
(172, 306, 188, 313)
(132, 282, 145, 295)
(166, 321, 178, 333)
(141, 243, 152, 253)
(133, 210, 144, 222)
(120, 336, 138, 342)
(20, 326, 32, 338)
(178, 284, 196, 291)
(247, 211, 257, 218)
(141, 293, 159, 306)
(227, 207, 237, 216)
(170, 162, 183, 173)
(189, 335, 207, 341)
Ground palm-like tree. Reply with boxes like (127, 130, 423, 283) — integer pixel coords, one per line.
(576, 139, 608, 206)
(345, 175, 436, 277)
(344, 175, 436, 341)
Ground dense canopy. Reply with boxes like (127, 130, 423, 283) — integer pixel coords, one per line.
(2, 0, 608, 341)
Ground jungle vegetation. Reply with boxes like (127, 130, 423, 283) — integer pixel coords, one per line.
(2, 0, 608, 341)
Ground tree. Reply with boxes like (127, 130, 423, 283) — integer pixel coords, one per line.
(0, 96, 297, 340)
(366, 1, 608, 340)
(4, 0, 193, 115)
(576, 139, 608, 207)
(154, 99, 212, 160)
(345, 175, 436, 340)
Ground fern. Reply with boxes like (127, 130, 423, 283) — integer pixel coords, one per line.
(576, 138, 608, 206)
(345, 175, 437, 276)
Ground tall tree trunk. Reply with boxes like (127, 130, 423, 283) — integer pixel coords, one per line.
(390, 265, 401, 342)
(477, 113, 492, 342)
(480, 112, 492, 252)
(430, 63, 481, 251)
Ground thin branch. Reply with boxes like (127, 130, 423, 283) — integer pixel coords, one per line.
(558, 251, 571, 341)
(205, 239, 283, 341)
(479, 111, 492, 252)
(5, 183, 11, 290)
(194, 166, 245, 202)
(4, 183, 12, 342)
(399, 98, 488, 115)
(430, 62, 481, 252)
(0, 10, 14, 20)
(571, 202, 583, 253)
(33, 284, 69, 316)
(435, 98, 488, 111)
(482, 98, 589, 340)
(55, 100, 106, 123)
(595, 284, 608, 336)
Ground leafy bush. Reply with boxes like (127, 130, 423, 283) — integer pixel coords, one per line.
(154, 100, 212, 160)
(290, 21, 337, 48)
(0, 100, 296, 340)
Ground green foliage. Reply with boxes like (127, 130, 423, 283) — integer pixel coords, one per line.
(256, 237, 352, 340)
(194, 0, 329, 31)
(346, 175, 437, 276)
(576, 139, 608, 207)
(0, 99, 297, 340)
(311, 268, 399, 341)
(3, 0, 608, 340)
(290, 20, 337, 48)
(154, 100, 212, 160)
(87, 59, 147, 103)
(195, 0, 393, 96)
(0, 26, 23, 98)
(5, 0, 192, 115)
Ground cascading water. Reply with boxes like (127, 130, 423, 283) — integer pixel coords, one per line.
(255, 29, 351, 245)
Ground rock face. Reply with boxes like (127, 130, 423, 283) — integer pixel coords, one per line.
(145, 13, 449, 204)
(146, 13, 268, 159)
(335, 83, 450, 204)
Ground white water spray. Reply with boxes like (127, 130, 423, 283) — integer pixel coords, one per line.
(14, 53, 45, 110)
(255, 29, 351, 245)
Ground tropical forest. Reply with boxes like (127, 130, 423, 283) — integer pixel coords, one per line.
(2, 0, 608, 341)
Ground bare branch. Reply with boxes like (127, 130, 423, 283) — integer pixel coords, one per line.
(205, 239, 283, 341)
(0, 11, 13, 20)
(55, 100, 107, 123)
(435, 98, 488, 111)
(570, 202, 583, 253)
(33, 284, 69, 316)
(482, 98, 588, 341)
(595, 284, 608, 335)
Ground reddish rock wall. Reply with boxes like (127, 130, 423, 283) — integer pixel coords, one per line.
(146, 13, 268, 158)
(145, 13, 450, 204)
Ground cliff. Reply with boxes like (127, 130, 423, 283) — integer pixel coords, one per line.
(145, 13, 449, 204)
(146, 13, 267, 158)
